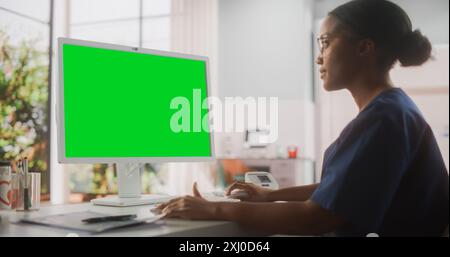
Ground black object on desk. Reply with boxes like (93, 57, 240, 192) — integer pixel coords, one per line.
(82, 214, 137, 223)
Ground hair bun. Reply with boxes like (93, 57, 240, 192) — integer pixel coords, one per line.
(398, 29, 432, 67)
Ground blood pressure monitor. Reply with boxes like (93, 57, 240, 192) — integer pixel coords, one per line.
(245, 171, 279, 190)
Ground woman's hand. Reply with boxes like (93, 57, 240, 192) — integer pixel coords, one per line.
(154, 182, 218, 220)
(225, 181, 273, 202)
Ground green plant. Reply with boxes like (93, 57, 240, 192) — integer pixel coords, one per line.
(0, 30, 49, 193)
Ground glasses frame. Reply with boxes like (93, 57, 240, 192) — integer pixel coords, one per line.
(317, 34, 330, 55)
(317, 31, 363, 55)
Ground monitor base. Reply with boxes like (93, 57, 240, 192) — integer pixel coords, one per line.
(91, 194, 174, 207)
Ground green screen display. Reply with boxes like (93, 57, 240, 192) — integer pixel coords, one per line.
(62, 44, 211, 158)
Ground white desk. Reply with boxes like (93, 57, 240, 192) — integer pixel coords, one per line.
(0, 203, 268, 237)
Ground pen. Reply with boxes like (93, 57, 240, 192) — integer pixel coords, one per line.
(24, 157, 29, 211)
(24, 157, 28, 176)
(18, 159, 23, 175)
(81, 214, 137, 224)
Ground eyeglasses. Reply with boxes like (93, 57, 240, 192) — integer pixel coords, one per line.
(317, 32, 361, 54)
(316, 34, 330, 54)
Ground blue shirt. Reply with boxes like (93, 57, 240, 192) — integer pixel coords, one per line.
(311, 88, 449, 236)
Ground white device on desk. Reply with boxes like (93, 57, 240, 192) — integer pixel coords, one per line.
(245, 171, 279, 190)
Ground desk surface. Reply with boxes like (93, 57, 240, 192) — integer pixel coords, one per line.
(0, 203, 266, 237)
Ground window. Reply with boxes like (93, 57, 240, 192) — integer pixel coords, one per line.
(66, 0, 172, 202)
(0, 0, 53, 200)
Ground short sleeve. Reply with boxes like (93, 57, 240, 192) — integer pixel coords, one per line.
(311, 113, 412, 233)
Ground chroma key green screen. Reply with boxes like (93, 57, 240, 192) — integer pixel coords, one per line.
(61, 43, 211, 158)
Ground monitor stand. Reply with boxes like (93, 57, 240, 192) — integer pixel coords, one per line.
(91, 163, 174, 207)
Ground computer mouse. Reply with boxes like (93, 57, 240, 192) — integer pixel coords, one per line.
(228, 190, 249, 199)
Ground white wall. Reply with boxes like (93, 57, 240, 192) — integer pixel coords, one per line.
(218, 0, 314, 100)
(216, 0, 316, 164)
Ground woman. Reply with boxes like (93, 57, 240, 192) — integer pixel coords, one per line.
(156, 0, 449, 236)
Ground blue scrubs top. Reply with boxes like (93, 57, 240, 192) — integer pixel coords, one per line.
(311, 88, 449, 236)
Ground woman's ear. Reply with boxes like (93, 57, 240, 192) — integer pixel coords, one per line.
(358, 39, 375, 56)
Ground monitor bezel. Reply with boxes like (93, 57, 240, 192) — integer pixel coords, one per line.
(57, 37, 215, 163)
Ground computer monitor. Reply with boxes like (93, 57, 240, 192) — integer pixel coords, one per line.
(57, 38, 214, 206)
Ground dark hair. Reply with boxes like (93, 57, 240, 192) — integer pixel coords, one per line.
(329, 0, 432, 68)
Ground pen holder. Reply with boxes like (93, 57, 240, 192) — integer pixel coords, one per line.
(13, 172, 40, 211)
(0, 161, 12, 210)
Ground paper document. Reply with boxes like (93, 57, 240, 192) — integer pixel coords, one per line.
(21, 211, 165, 233)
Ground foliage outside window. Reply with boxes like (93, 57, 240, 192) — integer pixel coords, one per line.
(0, 31, 50, 196)
(68, 163, 169, 202)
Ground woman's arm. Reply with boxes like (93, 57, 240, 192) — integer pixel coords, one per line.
(158, 183, 343, 235)
(266, 183, 319, 202)
(215, 200, 344, 235)
(225, 182, 319, 202)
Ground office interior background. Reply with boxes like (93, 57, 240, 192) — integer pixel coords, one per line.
(0, 0, 448, 204)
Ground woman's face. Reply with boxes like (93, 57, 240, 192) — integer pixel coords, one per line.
(316, 16, 362, 91)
